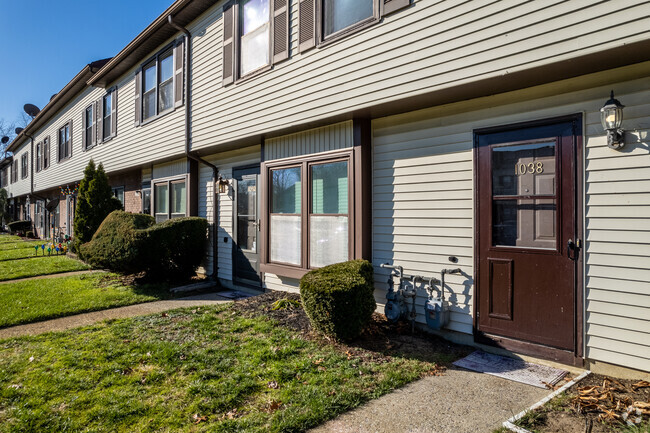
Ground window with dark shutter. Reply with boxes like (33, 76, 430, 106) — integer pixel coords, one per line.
(222, 2, 236, 85)
(110, 87, 117, 138)
(272, 0, 289, 63)
(97, 97, 104, 144)
(43, 137, 50, 169)
(298, 0, 316, 52)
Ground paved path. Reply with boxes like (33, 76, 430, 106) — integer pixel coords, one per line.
(0, 269, 101, 284)
(310, 367, 550, 433)
(0, 292, 230, 339)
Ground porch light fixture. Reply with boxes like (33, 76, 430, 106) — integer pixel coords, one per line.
(217, 175, 229, 194)
(600, 90, 625, 150)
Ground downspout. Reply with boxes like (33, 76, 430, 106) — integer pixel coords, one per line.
(167, 15, 220, 280)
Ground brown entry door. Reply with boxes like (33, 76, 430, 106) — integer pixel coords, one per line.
(476, 118, 580, 351)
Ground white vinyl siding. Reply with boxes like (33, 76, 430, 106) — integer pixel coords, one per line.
(8, 142, 31, 197)
(372, 76, 650, 371)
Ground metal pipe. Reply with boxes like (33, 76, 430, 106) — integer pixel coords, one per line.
(167, 15, 219, 280)
(439, 268, 462, 302)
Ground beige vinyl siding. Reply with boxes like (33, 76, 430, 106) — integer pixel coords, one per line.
(152, 159, 188, 179)
(197, 146, 260, 280)
(264, 273, 301, 293)
(264, 121, 353, 160)
(373, 74, 650, 371)
(31, 33, 187, 194)
(189, 0, 650, 151)
(8, 141, 31, 198)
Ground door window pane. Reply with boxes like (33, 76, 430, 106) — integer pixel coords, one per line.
(312, 161, 348, 214)
(492, 142, 555, 196)
(155, 183, 168, 222)
(171, 181, 186, 218)
(493, 199, 556, 249)
(270, 215, 301, 265)
(310, 215, 348, 267)
(237, 179, 257, 251)
(271, 167, 301, 213)
(142, 188, 151, 215)
(324, 0, 373, 36)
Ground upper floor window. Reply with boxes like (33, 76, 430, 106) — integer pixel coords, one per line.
(222, 0, 288, 85)
(58, 121, 72, 162)
(323, 0, 374, 38)
(43, 137, 50, 169)
(82, 104, 97, 150)
(142, 49, 174, 122)
(21, 153, 28, 179)
(240, 0, 270, 76)
(298, 0, 408, 51)
(101, 88, 117, 140)
(11, 160, 18, 183)
(36, 142, 42, 172)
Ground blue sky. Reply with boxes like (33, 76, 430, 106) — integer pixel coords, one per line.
(0, 0, 172, 129)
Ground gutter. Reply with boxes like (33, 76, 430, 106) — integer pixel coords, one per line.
(167, 15, 220, 281)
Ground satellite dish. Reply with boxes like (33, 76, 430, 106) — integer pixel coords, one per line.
(50, 94, 57, 101)
(1, 136, 8, 144)
(24, 103, 40, 118)
(15, 127, 23, 135)
(46, 198, 60, 212)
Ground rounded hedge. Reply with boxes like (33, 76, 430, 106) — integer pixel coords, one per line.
(8, 220, 32, 235)
(80, 211, 208, 279)
(299, 259, 376, 341)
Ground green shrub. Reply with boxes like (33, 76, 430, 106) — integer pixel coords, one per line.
(73, 160, 122, 251)
(80, 211, 208, 279)
(8, 220, 32, 235)
(300, 260, 376, 341)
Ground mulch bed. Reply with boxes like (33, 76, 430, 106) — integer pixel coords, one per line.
(231, 291, 472, 369)
(521, 373, 650, 432)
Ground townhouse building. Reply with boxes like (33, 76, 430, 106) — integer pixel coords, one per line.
(3, 0, 649, 377)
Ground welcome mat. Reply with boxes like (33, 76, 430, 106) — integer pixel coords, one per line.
(453, 351, 568, 389)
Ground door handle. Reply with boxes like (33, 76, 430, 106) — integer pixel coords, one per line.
(567, 239, 580, 261)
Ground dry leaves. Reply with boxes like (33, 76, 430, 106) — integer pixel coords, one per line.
(572, 378, 650, 425)
(192, 413, 207, 424)
(267, 381, 279, 389)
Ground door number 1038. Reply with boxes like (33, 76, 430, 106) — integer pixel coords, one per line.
(515, 162, 544, 175)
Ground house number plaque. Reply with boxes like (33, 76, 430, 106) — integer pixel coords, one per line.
(514, 161, 544, 175)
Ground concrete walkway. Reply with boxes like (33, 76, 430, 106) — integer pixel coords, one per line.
(0, 292, 230, 339)
(311, 367, 550, 433)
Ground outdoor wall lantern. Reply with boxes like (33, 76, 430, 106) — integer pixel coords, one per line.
(600, 90, 625, 150)
(217, 175, 229, 194)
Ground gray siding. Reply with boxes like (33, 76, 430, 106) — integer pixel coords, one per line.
(265, 121, 353, 160)
(191, 0, 650, 151)
(8, 141, 31, 198)
(197, 146, 260, 279)
(152, 158, 188, 180)
(373, 74, 650, 370)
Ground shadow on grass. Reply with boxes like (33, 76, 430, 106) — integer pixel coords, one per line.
(231, 291, 474, 368)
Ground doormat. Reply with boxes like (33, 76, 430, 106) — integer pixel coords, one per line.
(453, 351, 568, 389)
(217, 290, 254, 300)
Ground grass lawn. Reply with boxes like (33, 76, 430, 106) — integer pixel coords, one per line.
(0, 255, 90, 282)
(0, 273, 171, 328)
(0, 305, 439, 432)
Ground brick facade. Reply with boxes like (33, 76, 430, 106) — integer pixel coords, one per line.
(109, 169, 142, 214)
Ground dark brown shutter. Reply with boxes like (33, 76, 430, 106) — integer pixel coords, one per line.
(222, 2, 235, 86)
(97, 97, 104, 143)
(111, 88, 117, 138)
(134, 69, 142, 126)
(174, 39, 185, 107)
(272, 0, 289, 63)
(68, 120, 73, 157)
(382, 0, 410, 16)
(298, 0, 316, 52)
(91, 103, 97, 147)
(81, 109, 87, 151)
